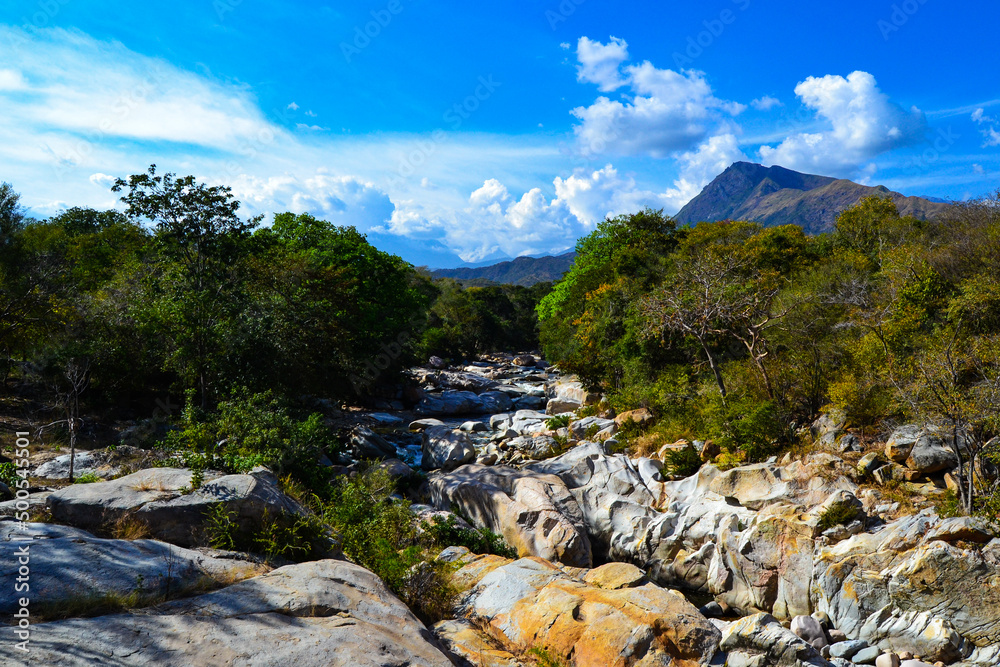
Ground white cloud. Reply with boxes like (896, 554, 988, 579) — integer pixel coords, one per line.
(0, 68, 25, 91)
(984, 127, 1000, 148)
(0, 26, 281, 157)
(759, 71, 926, 176)
(287, 102, 299, 111)
(89, 173, 116, 188)
(971, 108, 1000, 147)
(575, 36, 629, 92)
(228, 173, 394, 230)
(751, 95, 782, 111)
(570, 37, 743, 158)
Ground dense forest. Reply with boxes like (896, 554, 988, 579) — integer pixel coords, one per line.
(3, 167, 1000, 516)
(537, 194, 1000, 513)
(0, 167, 547, 477)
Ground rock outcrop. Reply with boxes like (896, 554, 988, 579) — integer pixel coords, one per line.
(47, 467, 306, 547)
(0, 559, 457, 667)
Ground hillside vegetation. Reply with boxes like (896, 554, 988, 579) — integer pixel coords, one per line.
(538, 194, 1000, 512)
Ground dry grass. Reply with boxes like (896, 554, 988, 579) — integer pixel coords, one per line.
(106, 512, 153, 540)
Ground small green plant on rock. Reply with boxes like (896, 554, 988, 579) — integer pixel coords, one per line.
(545, 415, 571, 430)
(816, 501, 860, 532)
(663, 445, 702, 478)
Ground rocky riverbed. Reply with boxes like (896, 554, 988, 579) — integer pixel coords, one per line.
(2, 352, 998, 666)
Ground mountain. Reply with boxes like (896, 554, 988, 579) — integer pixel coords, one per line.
(675, 162, 950, 233)
(431, 251, 576, 286)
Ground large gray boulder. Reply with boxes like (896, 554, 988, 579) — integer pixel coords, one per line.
(0, 559, 456, 666)
(349, 426, 397, 460)
(47, 467, 306, 547)
(813, 511, 999, 660)
(428, 464, 592, 567)
(421, 426, 476, 471)
(456, 556, 721, 666)
(0, 522, 264, 614)
(721, 613, 833, 666)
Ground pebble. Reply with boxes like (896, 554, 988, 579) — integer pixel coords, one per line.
(853, 646, 883, 665)
(830, 639, 868, 659)
(875, 653, 900, 667)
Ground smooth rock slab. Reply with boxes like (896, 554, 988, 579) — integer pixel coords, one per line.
(720, 613, 833, 666)
(0, 522, 264, 614)
(0, 560, 455, 667)
(47, 467, 306, 547)
(462, 557, 721, 667)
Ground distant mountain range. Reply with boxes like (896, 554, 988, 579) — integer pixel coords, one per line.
(675, 162, 951, 234)
(430, 162, 952, 286)
(430, 251, 576, 286)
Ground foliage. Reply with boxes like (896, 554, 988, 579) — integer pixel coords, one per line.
(164, 389, 336, 490)
(420, 514, 518, 559)
(204, 503, 329, 562)
(816, 500, 861, 532)
(73, 472, 102, 484)
(662, 444, 702, 478)
(320, 467, 456, 623)
(545, 415, 571, 430)
(0, 462, 18, 488)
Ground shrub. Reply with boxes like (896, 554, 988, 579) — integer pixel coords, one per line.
(816, 501, 860, 532)
(545, 415, 571, 430)
(663, 445, 702, 478)
(421, 514, 517, 559)
(164, 389, 336, 490)
(203, 503, 329, 562)
(704, 393, 786, 463)
(320, 467, 456, 623)
(0, 462, 19, 487)
(73, 472, 102, 484)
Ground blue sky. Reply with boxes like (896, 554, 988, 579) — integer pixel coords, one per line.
(1, 0, 998, 267)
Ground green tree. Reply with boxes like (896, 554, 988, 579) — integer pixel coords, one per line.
(113, 166, 261, 407)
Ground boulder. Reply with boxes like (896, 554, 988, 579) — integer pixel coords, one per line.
(0, 560, 456, 667)
(433, 618, 525, 667)
(367, 412, 404, 427)
(409, 418, 446, 431)
(720, 613, 833, 666)
(568, 416, 616, 440)
(350, 426, 397, 460)
(421, 426, 476, 471)
(614, 408, 655, 428)
(461, 557, 721, 667)
(47, 467, 306, 547)
(0, 522, 265, 613)
(415, 390, 486, 416)
(428, 355, 447, 369)
(814, 511, 1000, 657)
(905, 432, 958, 474)
(512, 354, 535, 366)
(428, 464, 592, 567)
(507, 435, 560, 460)
(884, 425, 924, 463)
(875, 654, 901, 667)
(791, 615, 828, 648)
(460, 420, 488, 432)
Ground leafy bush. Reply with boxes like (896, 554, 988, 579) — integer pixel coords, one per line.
(73, 472, 102, 484)
(204, 503, 329, 562)
(704, 393, 787, 463)
(545, 415, 571, 430)
(816, 501, 860, 532)
(421, 514, 517, 559)
(0, 462, 19, 488)
(663, 445, 702, 478)
(164, 389, 336, 489)
(320, 467, 456, 623)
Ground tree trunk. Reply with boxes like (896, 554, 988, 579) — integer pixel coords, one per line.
(699, 338, 727, 401)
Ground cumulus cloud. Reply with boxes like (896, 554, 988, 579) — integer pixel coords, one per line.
(227, 173, 394, 230)
(0, 68, 25, 90)
(971, 107, 1000, 147)
(575, 36, 629, 92)
(759, 71, 926, 176)
(751, 95, 782, 111)
(570, 36, 743, 158)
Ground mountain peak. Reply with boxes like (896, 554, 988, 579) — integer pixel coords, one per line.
(675, 162, 948, 233)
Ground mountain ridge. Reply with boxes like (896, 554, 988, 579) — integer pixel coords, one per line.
(675, 162, 950, 233)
